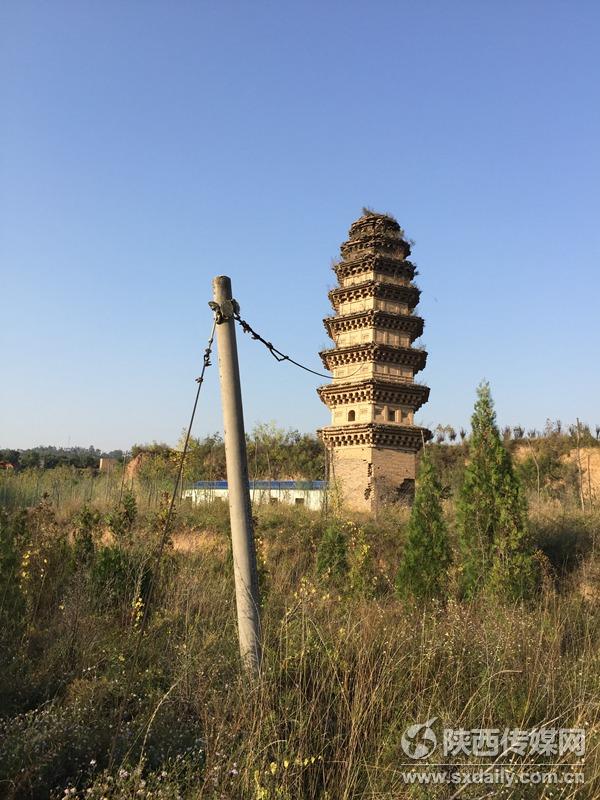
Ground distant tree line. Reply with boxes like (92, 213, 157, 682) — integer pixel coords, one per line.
(130, 424, 326, 484)
(0, 446, 124, 470)
(432, 419, 600, 446)
(186, 423, 325, 482)
(4, 415, 597, 490)
(1, 426, 325, 482)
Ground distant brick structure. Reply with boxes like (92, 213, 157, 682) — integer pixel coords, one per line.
(317, 211, 431, 512)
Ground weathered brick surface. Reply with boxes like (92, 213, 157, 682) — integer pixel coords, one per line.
(330, 446, 417, 512)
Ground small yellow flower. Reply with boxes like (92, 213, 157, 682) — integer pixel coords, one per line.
(269, 761, 277, 775)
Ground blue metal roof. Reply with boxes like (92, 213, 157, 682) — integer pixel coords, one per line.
(189, 480, 327, 490)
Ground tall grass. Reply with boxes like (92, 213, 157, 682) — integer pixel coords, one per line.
(0, 466, 175, 517)
(0, 474, 599, 798)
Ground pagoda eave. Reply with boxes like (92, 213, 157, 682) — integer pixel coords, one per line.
(323, 310, 424, 341)
(318, 423, 432, 450)
(317, 379, 430, 410)
(340, 236, 411, 260)
(319, 343, 427, 372)
(333, 255, 416, 282)
(328, 281, 420, 311)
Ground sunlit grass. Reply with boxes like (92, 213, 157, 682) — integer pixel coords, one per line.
(0, 471, 599, 798)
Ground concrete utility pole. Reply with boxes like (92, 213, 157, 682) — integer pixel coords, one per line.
(212, 275, 262, 674)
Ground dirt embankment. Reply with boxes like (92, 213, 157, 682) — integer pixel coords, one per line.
(563, 447, 600, 499)
(514, 444, 600, 500)
(125, 453, 146, 481)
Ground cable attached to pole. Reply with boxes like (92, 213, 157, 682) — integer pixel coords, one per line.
(218, 303, 330, 380)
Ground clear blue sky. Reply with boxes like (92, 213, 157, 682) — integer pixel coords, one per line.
(2, 1, 599, 451)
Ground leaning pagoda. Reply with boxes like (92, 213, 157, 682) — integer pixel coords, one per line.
(317, 211, 431, 512)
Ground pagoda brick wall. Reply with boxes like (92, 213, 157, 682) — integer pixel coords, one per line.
(330, 445, 418, 513)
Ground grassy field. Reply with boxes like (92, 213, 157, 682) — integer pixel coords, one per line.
(1, 468, 599, 799)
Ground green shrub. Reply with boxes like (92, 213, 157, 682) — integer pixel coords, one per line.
(347, 523, 378, 597)
(316, 521, 348, 581)
(106, 491, 137, 545)
(72, 505, 102, 565)
(91, 546, 152, 613)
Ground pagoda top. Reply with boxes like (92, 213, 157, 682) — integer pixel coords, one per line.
(342, 210, 411, 259)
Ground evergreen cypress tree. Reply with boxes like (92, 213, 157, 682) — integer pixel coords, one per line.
(396, 450, 451, 601)
(457, 382, 539, 601)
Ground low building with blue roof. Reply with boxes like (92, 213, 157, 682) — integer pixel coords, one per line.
(183, 480, 327, 511)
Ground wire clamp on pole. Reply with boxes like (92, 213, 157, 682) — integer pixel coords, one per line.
(208, 298, 240, 324)
(195, 345, 213, 384)
(196, 314, 217, 383)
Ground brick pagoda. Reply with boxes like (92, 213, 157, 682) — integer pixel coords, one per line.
(317, 211, 431, 511)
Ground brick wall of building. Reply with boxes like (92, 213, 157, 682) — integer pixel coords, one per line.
(330, 445, 417, 512)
